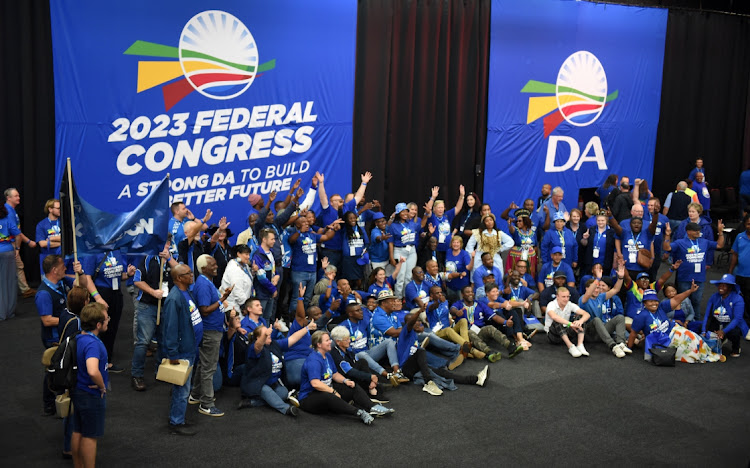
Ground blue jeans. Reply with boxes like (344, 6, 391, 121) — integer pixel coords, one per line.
(419, 332, 459, 368)
(677, 281, 705, 321)
(169, 357, 194, 426)
(285, 358, 306, 389)
(288, 270, 316, 316)
(260, 297, 277, 325)
(356, 340, 399, 374)
(250, 382, 290, 414)
(131, 302, 158, 378)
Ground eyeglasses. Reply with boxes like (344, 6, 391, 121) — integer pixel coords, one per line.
(178, 272, 194, 277)
(99, 316, 110, 324)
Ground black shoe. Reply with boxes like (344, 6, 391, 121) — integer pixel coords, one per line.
(61, 452, 72, 460)
(285, 406, 299, 417)
(169, 424, 197, 436)
(507, 344, 524, 359)
(42, 407, 55, 417)
(108, 364, 125, 374)
(131, 377, 146, 391)
(237, 398, 253, 410)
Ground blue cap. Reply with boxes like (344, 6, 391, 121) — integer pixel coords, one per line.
(371, 212, 385, 221)
(710, 273, 737, 286)
(356, 252, 370, 266)
(642, 289, 659, 302)
(395, 203, 409, 213)
(551, 246, 563, 254)
(636, 272, 650, 280)
(552, 212, 565, 222)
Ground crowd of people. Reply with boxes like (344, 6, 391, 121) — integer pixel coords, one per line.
(1, 160, 750, 466)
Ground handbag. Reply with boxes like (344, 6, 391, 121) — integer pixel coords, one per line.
(650, 343, 676, 366)
(637, 248, 653, 269)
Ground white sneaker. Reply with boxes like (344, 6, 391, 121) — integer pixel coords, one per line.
(612, 344, 625, 358)
(618, 343, 633, 354)
(745, 329, 750, 341)
(476, 365, 489, 387)
(422, 380, 443, 396)
(277, 319, 289, 333)
(568, 345, 582, 358)
(577, 344, 590, 357)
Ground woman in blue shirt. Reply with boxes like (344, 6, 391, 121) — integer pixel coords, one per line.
(540, 212, 578, 267)
(298, 331, 377, 425)
(729, 214, 750, 342)
(388, 202, 425, 298)
(444, 236, 472, 303)
(368, 213, 391, 270)
(596, 174, 618, 208)
(340, 211, 368, 289)
(0, 203, 22, 320)
(628, 285, 722, 363)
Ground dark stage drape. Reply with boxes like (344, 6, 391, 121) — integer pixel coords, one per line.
(0, 0, 55, 284)
(353, 0, 491, 211)
(653, 9, 750, 202)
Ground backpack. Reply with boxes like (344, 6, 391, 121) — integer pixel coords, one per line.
(41, 316, 79, 367)
(47, 332, 81, 393)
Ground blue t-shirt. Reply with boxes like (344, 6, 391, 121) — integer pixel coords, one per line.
(82, 251, 128, 290)
(537, 261, 575, 289)
(37, 276, 76, 344)
(624, 280, 662, 319)
(445, 249, 471, 291)
(357, 209, 375, 230)
(75, 333, 109, 396)
(450, 300, 494, 328)
(290, 231, 322, 273)
(472, 265, 502, 291)
(617, 228, 654, 272)
(179, 290, 203, 347)
(731, 232, 750, 277)
(582, 293, 623, 323)
(397, 325, 420, 367)
(631, 300, 674, 337)
(299, 351, 336, 400)
(369, 307, 400, 348)
(388, 220, 420, 248)
(343, 226, 368, 258)
(670, 237, 717, 283)
(404, 280, 431, 310)
(168, 217, 188, 245)
(596, 185, 615, 207)
(541, 228, 578, 265)
(36, 217, 61, 261)
(341, 318, 369, 352)
(241, 315, 268, 333)
(426, 300, 451, 330)
(0, 213, 21, 253)
(428, 209, 456, 252)
(504, 284, 534, 301)
(284, 319, 312, 361)
(318, 200, 356, 250)
(588, 228, 610, 265)
(193, 274, 224, 331)
(369, 227, 390, 262)
(367, 278, 394, 298)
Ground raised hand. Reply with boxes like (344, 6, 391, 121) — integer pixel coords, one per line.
(269, 190, 277, 202)
(291, 178, 301, 192)
(671, 259, 682, 270)
(427, 223, 436, 235)
(218, 216, 229, 230)
(582, 231, 590, 239)
(296, 187, 304, 199)
(361, 171, 373, 184)
(459, 184, 465, 197)
(509, 201, 519, 210)
(431, 186, 439, 199)
(717, 219, 725, 232)
(321, 256, 330, 270)
(298, 282, 306, 297)
(318, 173, 325, 184)
(203, 209, 213, 222)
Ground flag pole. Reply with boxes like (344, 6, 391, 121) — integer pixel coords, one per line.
(66, 158, 80, 285)
(156, 173, 170, 326)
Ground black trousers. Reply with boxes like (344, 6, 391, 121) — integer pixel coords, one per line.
(300, 381, 373, 415)
(98, 287, 123, 363)
(706, 315, 742, 353)
(401, 348, 477, 385)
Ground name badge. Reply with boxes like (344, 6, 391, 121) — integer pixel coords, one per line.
(628, 253, 636, 264)
(307, 254, 314, 265)
(593, 247, 600, 258)
(694, 263, 700, 273)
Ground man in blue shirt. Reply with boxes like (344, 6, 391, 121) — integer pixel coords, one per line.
(190, 255, 233, 417)
(729, 215, 750, 342)
(404, 266, 431, 310)
(35, 198, 61, 275)
(663, 220, 725, 320)
(537, 247, 576, 292)
(4, 188, 36, 297)
(72, 303, 109, 467)
(36, 254, 86, 415)
(473, 252, 502, 292)
(317, 171, 373, 270)
(579, 266, 629, 358)
(162, 264, 202, 436)
(539, 186, 568, 232)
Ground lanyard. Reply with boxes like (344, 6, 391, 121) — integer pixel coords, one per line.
(649, 311, 661, 328)
(557, 230, 565, 248)
(631, 231, 641, 248)
(689, 238, 700, 252)
(236, 259, 252, 279)
(595, 230, 604, 245)
(42, 276, 66, 297)
(510, 285, 521, 300)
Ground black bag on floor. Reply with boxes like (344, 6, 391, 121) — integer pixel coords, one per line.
(650, 344, 676, 367)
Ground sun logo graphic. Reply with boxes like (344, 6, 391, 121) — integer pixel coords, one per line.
(124, 10, 276, 111)
(521, 51, 618, 138)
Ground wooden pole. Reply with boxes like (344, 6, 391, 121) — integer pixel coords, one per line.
(66, 158, 80, 286)
(156, 256, 165, 325)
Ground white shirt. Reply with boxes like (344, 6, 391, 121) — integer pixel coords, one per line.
(221, 259, 254, 313)
(544, 300, 581, 332)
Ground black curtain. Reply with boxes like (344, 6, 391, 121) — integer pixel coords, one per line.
(653, 9, 750, 200)
(0, 0, 55, 284)
(353, 0, 490, 212)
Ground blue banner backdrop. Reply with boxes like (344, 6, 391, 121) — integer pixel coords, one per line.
(50, 1, 356, 232)
(485, 0, 667, 212)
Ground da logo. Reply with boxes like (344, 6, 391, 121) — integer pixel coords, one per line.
(521, 51, 619, 173)
(124, 10, 276, 111)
